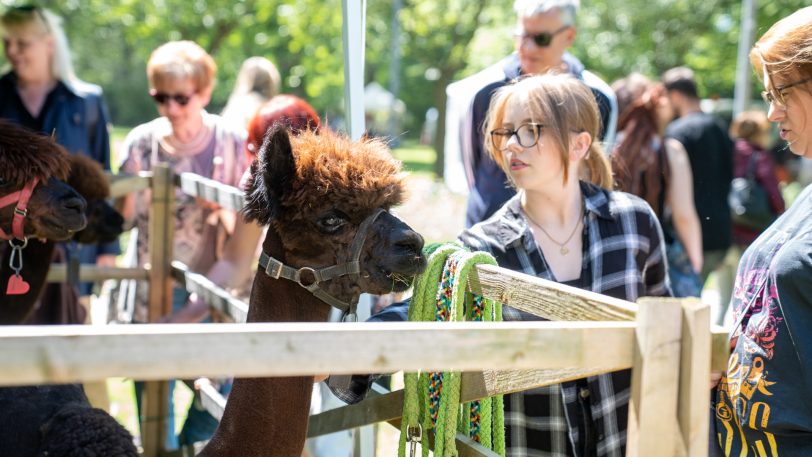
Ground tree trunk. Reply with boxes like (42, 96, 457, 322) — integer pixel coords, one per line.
(431, 73, 453, 178)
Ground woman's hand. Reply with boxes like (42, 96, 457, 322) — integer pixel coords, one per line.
(710, 371, 723, 389)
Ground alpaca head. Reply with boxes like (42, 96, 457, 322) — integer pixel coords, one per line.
(0, 120, 87, 241)
(243, 126, 426, 303)
(65, 154, 124, 244)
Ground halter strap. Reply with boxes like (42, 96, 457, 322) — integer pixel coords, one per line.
(258, 208, 386, 315)
(0, 177, 40, 241)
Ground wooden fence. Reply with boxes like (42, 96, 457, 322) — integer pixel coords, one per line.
(20, 164, 731, 456)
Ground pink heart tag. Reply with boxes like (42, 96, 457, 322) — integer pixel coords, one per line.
(6, 275, 30, 295)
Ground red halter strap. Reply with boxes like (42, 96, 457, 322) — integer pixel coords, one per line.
(0, 176, 40, 241)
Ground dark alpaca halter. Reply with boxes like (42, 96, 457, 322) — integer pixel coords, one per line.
(257, 208, 385, 318)
(0, 177, 40, 241)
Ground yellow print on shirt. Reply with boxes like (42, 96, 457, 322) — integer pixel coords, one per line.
(717, 353, 779, 456)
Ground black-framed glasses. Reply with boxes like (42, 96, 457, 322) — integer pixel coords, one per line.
(490, 123, 544, 148)
(761, 76, 812, 108)
(149, 89, 195, 106)
(514, 25, 570, 47)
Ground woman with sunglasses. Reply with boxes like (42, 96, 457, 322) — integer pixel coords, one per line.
(118, 40, 247, 450)
(712, 7, 812, 456)
(457, 73, 669, 456)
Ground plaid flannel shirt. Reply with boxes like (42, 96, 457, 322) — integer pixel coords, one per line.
(332, 181, 671, 457)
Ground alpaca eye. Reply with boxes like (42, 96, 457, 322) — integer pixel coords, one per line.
(317, 213, 347, 233)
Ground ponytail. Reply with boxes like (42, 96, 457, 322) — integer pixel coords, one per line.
(582, 142, 613, 189)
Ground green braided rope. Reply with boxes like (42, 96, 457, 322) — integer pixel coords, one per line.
(400, 243, 460, 457)
(399, 243, 505, 457)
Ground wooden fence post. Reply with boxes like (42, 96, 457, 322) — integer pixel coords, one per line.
(627, 298, 683, 457)
(143, 164, 175, 457)
(678, 299, 711, 457)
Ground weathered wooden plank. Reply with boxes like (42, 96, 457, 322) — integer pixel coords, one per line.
(109, 172, 151, 198)
(307, 366, 632, 438)
(678, 300, 711, 457)
(460, 366, 626, 400)
(627, 298, 683, 457)
(147, 164, 174, 322)
(468, 264, 638, 321)
(197, 380, 226, 422)
(308, 388, 404, 438)
(0, 321, 634, 385)
(711, 326, 730, 372)
(47, 265, 149, 282)
(145, 164, 174, 457)
(177, 172, 244, 211)
(171, 261, 248, 323)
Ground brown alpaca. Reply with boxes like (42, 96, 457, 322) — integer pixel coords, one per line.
(199, 127, 426, 456)
(0, 153, 124, 324)
(0, 120, 87, 241)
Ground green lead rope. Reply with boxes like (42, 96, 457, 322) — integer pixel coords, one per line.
(398, 242, 506, 457)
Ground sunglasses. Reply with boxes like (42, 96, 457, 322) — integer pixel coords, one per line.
(761, 76, 812, 108)
(149, 89, 195, 106)
(515, 25, 571, 47)
(491, 123, 544, 148)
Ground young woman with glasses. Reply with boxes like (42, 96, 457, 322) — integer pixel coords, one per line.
(118, 40, 248, 450)
(457, 73, 670, 456)
(712, 7, 812, 456)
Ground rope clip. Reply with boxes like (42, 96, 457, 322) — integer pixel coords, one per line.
(407, 423, 422, 457)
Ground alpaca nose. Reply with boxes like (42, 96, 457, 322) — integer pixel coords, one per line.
(62, 195, 87, 213)
(394, 228, 424, 254)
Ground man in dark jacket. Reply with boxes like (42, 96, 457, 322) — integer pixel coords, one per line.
(458, 0, 618, 227)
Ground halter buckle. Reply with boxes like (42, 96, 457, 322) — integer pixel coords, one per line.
(13, 207, 27, 217)
(295, 266, 321, 290)
(264, 257, 284, 279)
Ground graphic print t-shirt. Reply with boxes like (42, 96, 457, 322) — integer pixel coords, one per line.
(714, 184, 812, 456)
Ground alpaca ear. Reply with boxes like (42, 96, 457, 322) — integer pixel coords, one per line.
(242, 125, 296, 225)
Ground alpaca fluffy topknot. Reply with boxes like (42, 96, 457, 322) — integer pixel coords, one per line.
(284, 129, 406, 213)
(0, 120, 71, 187)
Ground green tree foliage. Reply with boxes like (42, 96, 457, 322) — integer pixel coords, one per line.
(0, 0, 808, 174)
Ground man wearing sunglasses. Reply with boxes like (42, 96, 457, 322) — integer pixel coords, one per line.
(451, 0, 617, 228)
(662, 66, 734, 293)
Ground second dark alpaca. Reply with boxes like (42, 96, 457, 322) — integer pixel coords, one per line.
(0, 153, 124, 324)
(199, 127, 426, 456)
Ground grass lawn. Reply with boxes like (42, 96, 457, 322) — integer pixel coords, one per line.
(390, 139, 437, 176)
(106, 377, 195, 448)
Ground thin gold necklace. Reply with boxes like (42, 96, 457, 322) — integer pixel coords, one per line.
(523, 202, 583, 256)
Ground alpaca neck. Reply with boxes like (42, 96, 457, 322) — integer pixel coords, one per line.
(200, 227, 330, 457)
(0, 240, 56, 324)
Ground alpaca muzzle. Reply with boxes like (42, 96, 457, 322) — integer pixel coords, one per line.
(257, 208, 386, 319)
